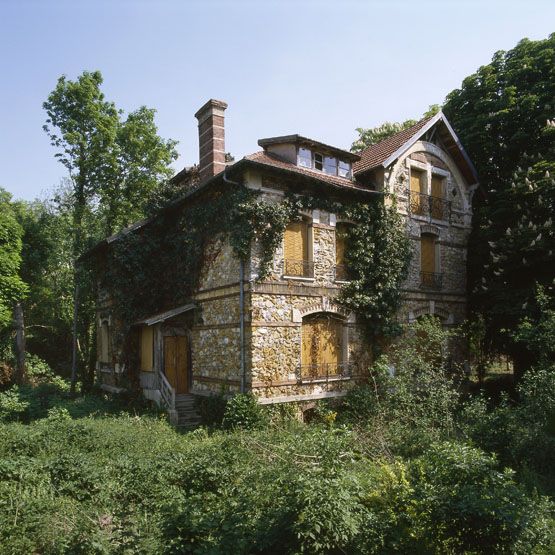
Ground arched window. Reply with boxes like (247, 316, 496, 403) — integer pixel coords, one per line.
(301, 313, 344, 379)
(284, 217, 313, 278)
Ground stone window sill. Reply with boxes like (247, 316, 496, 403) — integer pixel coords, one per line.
(299, 375, 352, 385)
(282, 275, 315, 282)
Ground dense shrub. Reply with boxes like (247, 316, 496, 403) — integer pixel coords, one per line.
(1, 416, 552, 554)
(195, 393, 227, 427)
(222, 393, 266, 430)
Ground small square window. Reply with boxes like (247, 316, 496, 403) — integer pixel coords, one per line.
(314, 153, 323, 171)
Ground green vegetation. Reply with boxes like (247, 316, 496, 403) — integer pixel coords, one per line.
(1, 319, 554, 553)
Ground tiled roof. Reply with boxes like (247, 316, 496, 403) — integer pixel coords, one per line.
(353, 116, 434, 175)
(244, 151, 371, 192)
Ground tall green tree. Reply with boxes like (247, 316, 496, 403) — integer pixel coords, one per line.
(444, 34, 555, 374)
(42, 70, 178, 388)
(0, 189, 27, 331)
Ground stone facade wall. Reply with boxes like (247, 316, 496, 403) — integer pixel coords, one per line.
(386, 141, 472, 328)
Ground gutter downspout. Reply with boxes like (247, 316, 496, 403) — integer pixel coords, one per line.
(223, 167, 246, 393)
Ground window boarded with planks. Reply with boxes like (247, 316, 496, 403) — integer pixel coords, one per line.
(421, 235, 436, 273)
(140, 326, 154, 372)
(430, 174, 444, 219)
(301, 314, 343, 378)
(284, 220, 309, 276)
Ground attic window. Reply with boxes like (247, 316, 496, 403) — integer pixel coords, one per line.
(297, 147, 352, 178)
(314, 153, 324, 171)
(298, 148, 312, 168)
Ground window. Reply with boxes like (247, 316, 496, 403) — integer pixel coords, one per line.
(296, 147, 351, 178)
(301, 313, 344, 379)
(99, 321, 110, 363)
(140, 326, 154, 372)
(284, 219, 313, 277)
(410, 168, 426, 215)
(324, 156, 337, 175)
(338, 160, 351, 178)
(298, 147, 312, 168)
(420, 234, 442, 289)
(313, 152, 323, 171)
(430, 174, 444, 219)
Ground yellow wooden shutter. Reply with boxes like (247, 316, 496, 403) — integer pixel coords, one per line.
(431, 175, 443, 198)
(320, 318, 342, 370)
(430, 175, 443, 219)
(410, 169, 425, 194)
(421, 235, 436, 273)
(140, 326, 154, 371)
(284, 221, 308, 275)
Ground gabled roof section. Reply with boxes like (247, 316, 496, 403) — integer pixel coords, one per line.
(258, 134, 360, 162)
(353, 112, 479, 185)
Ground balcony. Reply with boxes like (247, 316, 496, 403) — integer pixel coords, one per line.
(297, 362, 352, 383)
(420, 271, 443, 290)
(409, 192, 451, 221)
(334, 264, 351, 282)
(283, 259, 314, 279)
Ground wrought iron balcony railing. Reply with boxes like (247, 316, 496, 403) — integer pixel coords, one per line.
(283, 259, 314, 278)
(420, 271, 443, 290)
(297, 362, 352, 383)
(409, 192, 451, 221)
(334, 264, 351, 282)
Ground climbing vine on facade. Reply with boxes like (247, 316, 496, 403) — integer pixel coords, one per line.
(99, 182, 411, 346)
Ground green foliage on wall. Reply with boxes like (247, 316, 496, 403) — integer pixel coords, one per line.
(101, 182, 411, 348)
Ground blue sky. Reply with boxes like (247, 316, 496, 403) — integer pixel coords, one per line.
(1, 0, 554, 201)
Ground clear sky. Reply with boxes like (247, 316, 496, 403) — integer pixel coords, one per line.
(1, 0, 553, 201)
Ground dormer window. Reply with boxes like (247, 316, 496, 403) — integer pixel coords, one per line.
(298, 147, 312, 169)
(338, 160, 351, 178)
(314, 152, 323, 171)
(296, 147, 351, 178)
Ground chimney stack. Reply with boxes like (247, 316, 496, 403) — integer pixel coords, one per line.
(195, 99, 228, 182)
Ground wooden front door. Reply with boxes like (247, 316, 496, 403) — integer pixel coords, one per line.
(163, 335, 189, 394)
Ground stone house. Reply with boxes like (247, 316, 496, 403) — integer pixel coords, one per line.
(90, 99, 478, 423)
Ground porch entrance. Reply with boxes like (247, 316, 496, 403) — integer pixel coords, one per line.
(163, 335, 189, 394)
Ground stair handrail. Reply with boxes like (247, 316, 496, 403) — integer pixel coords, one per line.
(157, 368, 175, 411)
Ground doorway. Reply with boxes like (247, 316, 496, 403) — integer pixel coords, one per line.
(163, 335, 189, 394)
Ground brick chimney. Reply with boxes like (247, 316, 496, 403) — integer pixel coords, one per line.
(195, 99, 228, 182)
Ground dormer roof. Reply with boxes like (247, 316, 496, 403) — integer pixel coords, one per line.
(258, 134, 360, 162)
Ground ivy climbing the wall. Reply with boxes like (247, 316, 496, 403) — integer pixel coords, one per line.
(99, 182, 411, 349)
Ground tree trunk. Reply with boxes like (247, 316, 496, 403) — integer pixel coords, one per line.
(14, 302, 26, 384)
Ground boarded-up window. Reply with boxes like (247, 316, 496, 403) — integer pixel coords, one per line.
(410, 168, 426, 214)
(284, 220, 309, 276)
(430, 174, 444, 219)
(410, 168, 426, 194)
(421, 234, 437, 273)
(99, 321, 110, 363)
(301, 314, 343, 378)
(140, 326, 154, 372)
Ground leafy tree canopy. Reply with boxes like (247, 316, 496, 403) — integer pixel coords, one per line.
(0, 188, 28, 330)
(443, 34, 555, 369)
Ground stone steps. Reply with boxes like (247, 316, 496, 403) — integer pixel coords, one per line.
(174, 394, 201, 429)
